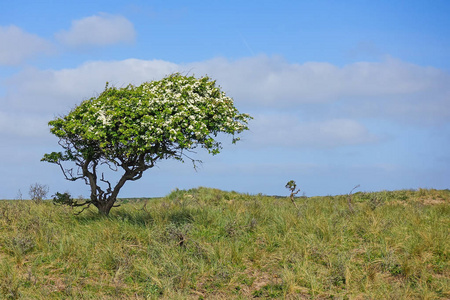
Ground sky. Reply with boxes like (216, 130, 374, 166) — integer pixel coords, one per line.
(1, 0, 449, 199)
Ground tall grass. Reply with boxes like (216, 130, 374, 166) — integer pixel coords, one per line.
(0, 187, 448, 299)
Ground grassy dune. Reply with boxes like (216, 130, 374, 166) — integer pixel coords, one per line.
(0, 188, 449, 299)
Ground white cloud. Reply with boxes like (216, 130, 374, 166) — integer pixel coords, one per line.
(246, 114, 379, 148)
(55, 13, 136, 47)
(188, 55, 450, 125)
(4, 59, 178, 112)
(0, 25, 53, 65)
(0, 111, 49, 138)
(3, 55, 449, 142)
(189, 55, 447, 104)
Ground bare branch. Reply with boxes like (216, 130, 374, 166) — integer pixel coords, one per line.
(70, 200, 92, 207)
(56, 162, 84, 182)
(100, 173, 112, 194)
(101, 160, 118, 172)
(347, 184, 360, 213)
(74, 202, 92, 215)
(179, 150, 203, 171)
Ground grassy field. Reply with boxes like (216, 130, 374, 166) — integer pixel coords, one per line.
(0, 187, 449, 299)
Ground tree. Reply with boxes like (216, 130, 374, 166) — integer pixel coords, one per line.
(285, 180, 300, 208)
(42, 73, 252, 215)
(29, 183, 49, 203)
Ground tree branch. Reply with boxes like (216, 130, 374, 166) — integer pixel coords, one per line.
(73, 202, 92, 215)
(100, 173, 112, 195)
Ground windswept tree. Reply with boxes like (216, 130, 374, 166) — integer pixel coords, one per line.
(42, 74, 252, 215)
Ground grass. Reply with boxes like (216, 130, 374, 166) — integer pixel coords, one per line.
(0, 187, 449, 299)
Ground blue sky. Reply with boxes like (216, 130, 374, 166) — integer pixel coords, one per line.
(1, 0, 449, 199)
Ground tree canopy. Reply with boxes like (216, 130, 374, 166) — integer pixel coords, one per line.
(42, 73, 252, 215)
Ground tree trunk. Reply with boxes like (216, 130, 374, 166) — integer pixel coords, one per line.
(89, 169, 135, 216)
(96, 197, 116, 216)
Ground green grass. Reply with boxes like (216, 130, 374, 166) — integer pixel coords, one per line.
(0, 187, 449, 299)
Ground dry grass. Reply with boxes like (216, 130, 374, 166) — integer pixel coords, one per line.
(0, 187, 449, 299)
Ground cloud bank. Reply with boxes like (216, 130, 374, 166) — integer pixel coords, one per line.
(247, 115, 379, 148)
(2, 55, 449, 149)
(0, 25, 53, 65)
(55, 13, 136, 47)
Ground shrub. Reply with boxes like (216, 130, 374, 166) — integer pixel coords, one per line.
(28, 183, 49, 203)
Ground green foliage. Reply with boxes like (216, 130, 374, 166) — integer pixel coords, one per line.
(52, 192, 74, 206)
(43, 73, 251, 163)
(285, 180, 297, 192)
(0, 188, 448, 298)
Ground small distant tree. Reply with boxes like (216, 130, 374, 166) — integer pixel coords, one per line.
(16, 189, 23, 200)
(29, 183, 49, 203)
(285, 180, 300, 208)
(42, 73, 252, 215)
